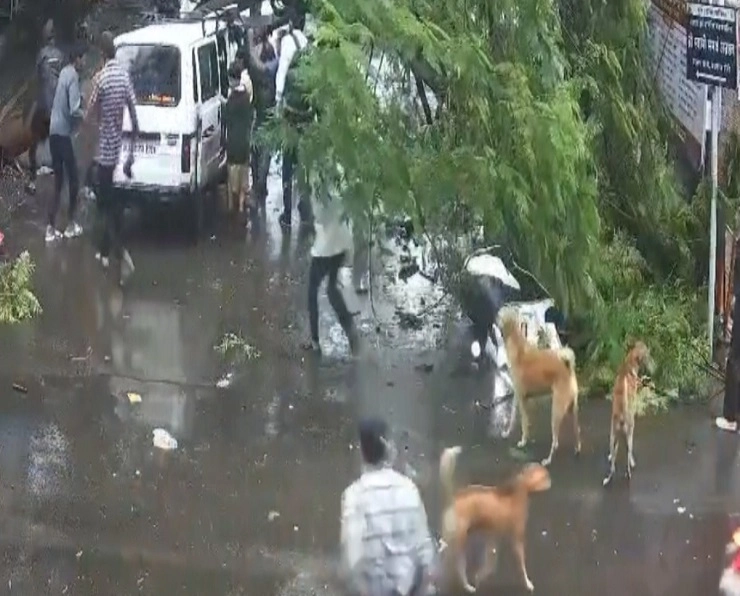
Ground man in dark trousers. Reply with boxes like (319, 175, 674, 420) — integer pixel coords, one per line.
(242, 26, 278, 212)
(27, 19, 64, 196)
(275, 17, 311, 230)
(47, 42, 86, 243)
(716, 238, 740, 432)
(85, 31, 138, 282)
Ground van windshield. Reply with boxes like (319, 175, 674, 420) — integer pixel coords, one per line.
(116, 44, 181, 107)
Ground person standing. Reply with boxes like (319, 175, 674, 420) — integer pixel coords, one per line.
(46, 42, 86, 243)
(85, 31, 138, 278)
(27, 19, 64, 196)
(340, 417, 437, 596)
(717, 242, 740, 432)
(243, 26, 278, 211)
(275, 20, 311, 230)
(302, 167, 358, 355)
(224, 62, 254, 216)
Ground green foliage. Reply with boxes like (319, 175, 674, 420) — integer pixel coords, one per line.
(275, 0, 720, 402)
(0, 251, 42, 324)
(214, 332, 261, 361)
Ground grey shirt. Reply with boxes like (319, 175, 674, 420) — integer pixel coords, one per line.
(50, 64, 83, 137)
(36, 43, 65, 113)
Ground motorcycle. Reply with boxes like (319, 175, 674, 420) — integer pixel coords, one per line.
(459, 250, 521, 366)
(458, 248, 568, 425)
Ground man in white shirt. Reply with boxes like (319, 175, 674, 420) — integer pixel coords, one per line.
(302, 167, 357, 354)
(340, 417, 437, 596)
(275, 21, 311, 229)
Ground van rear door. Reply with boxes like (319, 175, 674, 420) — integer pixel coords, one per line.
(193, 38, 222, 187)
(115, 43, 187, 189)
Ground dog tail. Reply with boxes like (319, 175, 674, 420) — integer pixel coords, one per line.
(439, 446, 462, 507)
(557, 346, 576, 370)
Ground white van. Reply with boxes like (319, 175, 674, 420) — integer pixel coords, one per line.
(112, 3, 275, 239)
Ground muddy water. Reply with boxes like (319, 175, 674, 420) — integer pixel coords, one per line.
(0, 158, 736, 595)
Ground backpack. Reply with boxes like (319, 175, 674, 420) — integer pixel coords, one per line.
(282, 32, 313, 126)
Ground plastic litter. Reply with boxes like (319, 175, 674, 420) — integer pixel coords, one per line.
(152, 428, 178, 450)
(127, 392, 142, 404)
(216, 372, 233, 389)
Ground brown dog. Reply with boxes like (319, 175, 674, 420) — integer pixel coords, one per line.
(500, 312, 581, 466)
(439, 446, 551, 593)
(603, 341, 652, 486)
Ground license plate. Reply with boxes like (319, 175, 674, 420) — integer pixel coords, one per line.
(124, 142, 157, 155)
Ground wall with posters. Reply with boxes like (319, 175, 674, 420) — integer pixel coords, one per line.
(647, 0, 707, 161)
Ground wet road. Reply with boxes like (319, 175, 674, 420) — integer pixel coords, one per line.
(0, 166, 739, 595)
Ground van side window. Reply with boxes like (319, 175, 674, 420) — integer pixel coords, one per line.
(216, 31, 229, 98)
(197, 41, 219, 101)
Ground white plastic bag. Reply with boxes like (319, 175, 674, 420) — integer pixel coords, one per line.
(152, 428, 178, 450)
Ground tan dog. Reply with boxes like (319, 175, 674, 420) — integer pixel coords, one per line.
(500, 313, 581, 466)
(439, 446, 551, 593)
(603, 341, 652, 486)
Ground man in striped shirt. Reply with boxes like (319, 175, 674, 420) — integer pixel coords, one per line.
(86, 31, 138, 277)
(340, 418, 437, 595)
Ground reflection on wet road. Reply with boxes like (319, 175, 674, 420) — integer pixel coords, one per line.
(0, 173, 738, 594)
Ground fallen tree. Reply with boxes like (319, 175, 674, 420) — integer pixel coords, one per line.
(273, 0, 732, 404)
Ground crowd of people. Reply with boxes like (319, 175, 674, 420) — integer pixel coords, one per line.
(26, 14, 365, 354)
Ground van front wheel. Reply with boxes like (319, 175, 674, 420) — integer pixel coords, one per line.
(187, 191, 205, 243)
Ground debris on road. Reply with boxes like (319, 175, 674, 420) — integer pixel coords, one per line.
(214, 332, 261, 360)
(11, 382, 27, 394)
(216, 372, 234, 388)
(153, 428, 178, 451)
(268, 510, 280, 521)
(126, 391, 142, 404)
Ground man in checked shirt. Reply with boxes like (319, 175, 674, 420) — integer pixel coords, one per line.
(340, 418, 437, 596)
(86, 31, 139, 279)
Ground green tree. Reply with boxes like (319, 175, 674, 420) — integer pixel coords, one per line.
(275, 0, 713, 399)
(0, 251, 41, 324)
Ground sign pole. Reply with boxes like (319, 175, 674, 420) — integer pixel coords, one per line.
(709, 83, 719, 356)
(687, 0, 736, 356)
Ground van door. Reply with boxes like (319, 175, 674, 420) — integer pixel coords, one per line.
(215, 29, 230, 166)
(194, 39, 222, 186)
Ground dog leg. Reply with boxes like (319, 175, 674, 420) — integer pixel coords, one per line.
(516, 392, 531, 449)
(603, 426, 617, 486)
(474, 542, 498, 588)
(541, 405, 564, 467)
(572, 397, 582, 456)
(458, 551, 476, 593)
(626, 423, 636, 478)
(513, 536, 534, 592)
